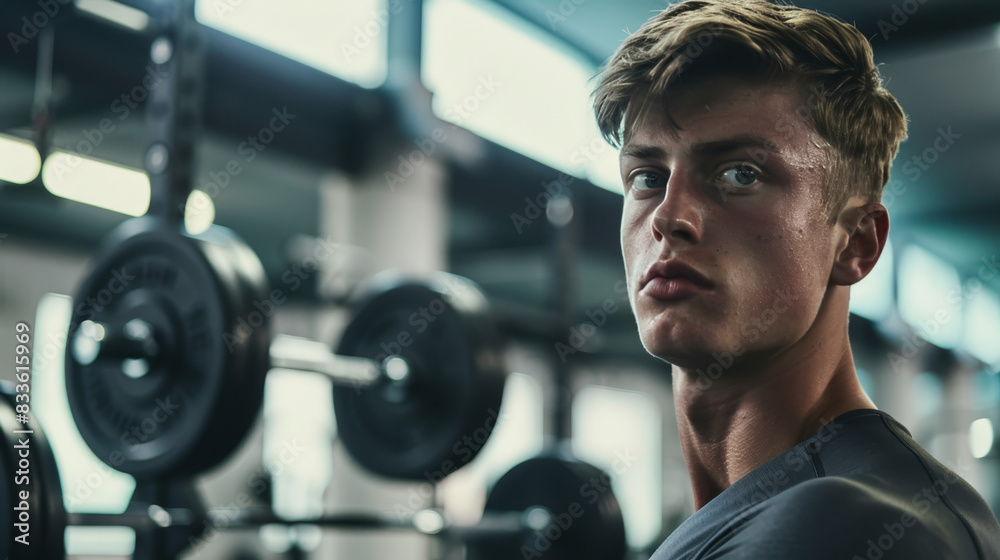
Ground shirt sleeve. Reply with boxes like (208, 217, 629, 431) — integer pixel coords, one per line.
(701, 477, 972, 560)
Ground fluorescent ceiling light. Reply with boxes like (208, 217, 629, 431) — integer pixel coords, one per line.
(0, 134, 42, 184)
(75, 0, 150, 32)
(42, 152, 150, 216)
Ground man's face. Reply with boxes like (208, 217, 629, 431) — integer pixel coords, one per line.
(620, 76, 842, 370)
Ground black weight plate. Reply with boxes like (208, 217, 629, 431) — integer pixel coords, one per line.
(469, 455, 628, 560)
(65, 216, 270, 478)
(0, 381, 66, 559)
(333, 273, 506, 480)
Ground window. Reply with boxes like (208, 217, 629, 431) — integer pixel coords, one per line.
(423, 0, 620, 192)
(572, 385, 661, 549)
(964, 288, 1000, 368)
(898, 245, 962, 348)
(263, 370, 335, 520)
(196, 0, 387, 88)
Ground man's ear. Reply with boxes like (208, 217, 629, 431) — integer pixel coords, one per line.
(831, 202, 889, 286)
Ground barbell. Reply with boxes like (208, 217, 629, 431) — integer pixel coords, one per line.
(64, 215, 505, 480)
(1, 384, 627, 559)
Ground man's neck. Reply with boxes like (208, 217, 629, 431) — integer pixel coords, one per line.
(671, 291, 877, 510)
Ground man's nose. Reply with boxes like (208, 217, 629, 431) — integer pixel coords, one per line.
(651, 171, 703, 244)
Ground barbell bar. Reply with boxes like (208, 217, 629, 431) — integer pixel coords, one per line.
(71, 324, 401, 394)
(66, 505, 552, 540)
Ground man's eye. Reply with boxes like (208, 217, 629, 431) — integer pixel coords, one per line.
(631, 171, 667, 191)
(717, 165, 759, 189)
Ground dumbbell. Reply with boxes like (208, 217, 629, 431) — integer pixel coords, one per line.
(64, 216, 506, 480)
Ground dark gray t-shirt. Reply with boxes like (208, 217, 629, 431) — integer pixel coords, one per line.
(651, 409, 1000, 559)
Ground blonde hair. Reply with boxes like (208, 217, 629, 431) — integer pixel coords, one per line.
(593, 0, 908, 218)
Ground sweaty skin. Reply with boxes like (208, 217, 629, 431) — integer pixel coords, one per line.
(619, 76, 888, 509)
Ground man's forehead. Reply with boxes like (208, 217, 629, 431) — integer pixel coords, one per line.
(629, 73, 806, 114)
(621, 79, 815, 156)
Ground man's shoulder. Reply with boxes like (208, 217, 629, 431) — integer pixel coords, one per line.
(748, 475, 904, 532)
(720, 476, 979, 559)
(766, 475, 885, 509)
(753, 476, 902, 525)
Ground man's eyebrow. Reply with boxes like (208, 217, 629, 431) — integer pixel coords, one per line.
(619, 136, 781, 162)
(620, 144, 667, 160)
(691, 135, 780, 156)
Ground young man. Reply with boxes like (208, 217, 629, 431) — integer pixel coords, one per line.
(592, 1, 1000, 558)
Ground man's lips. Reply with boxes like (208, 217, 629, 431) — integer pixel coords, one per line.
(640, 260, 714, 300)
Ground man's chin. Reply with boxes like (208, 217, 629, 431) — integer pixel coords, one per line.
(641, 341, 717, 371)
(637, 319, 738, 368)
